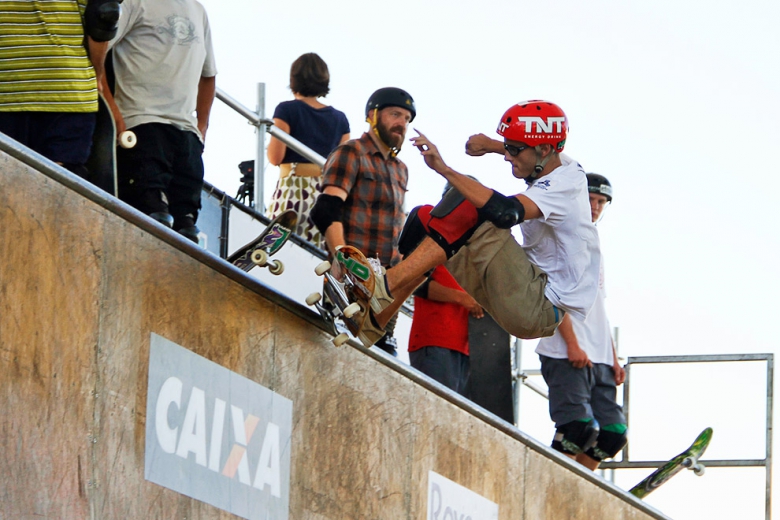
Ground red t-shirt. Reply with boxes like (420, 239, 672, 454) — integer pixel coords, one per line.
(408, 265, 469, 355)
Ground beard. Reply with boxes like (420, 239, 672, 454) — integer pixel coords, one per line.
(376, 119, 405, 149)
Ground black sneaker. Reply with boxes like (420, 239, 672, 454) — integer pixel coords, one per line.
(374, 334, 398, 357)
(174, 214, 200, 244)
(141, 190, 173, 227)
(149, 212, 174, 228)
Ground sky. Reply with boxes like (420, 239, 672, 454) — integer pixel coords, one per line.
(195, 1, 780, 518)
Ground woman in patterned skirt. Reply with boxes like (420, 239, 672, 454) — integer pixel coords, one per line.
(266, 53, 350, 249)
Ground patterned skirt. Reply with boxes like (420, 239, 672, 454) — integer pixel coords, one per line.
(266, 173, 324, 249)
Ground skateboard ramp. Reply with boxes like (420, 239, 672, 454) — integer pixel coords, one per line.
(0, 138, 670, 519)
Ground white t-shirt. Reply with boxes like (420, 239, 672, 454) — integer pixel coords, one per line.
(520, 154, 600, 321)
(110, 0, 217, 139)
(536, 255, 614, 364)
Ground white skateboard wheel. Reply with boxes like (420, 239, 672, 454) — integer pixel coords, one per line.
(305, 292, 322, 306)
(693, 464, 705, 476)
(315, 260, 331, 276)
(269, 260, 284, 275)
(343, 302, 361, 319)
(333, 333, 350, 347)
(251, 249, 268, 266)
(118, 130, 137, 149)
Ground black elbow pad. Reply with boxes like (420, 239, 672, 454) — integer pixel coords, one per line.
(310, 194, 344, 234)
(477, 190, 525, 229)
(85, 0, 123, 42)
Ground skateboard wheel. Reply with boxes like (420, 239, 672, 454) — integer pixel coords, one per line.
(269, 260, 284, 275)
(693, 464, 705, 476)
(119, 130, 137, 149)
(682, 457, 694, 468)
(333, 333, 350, 347)
(343, 302, 361, 319)
(305, 292, 322, 306)
(315, 260, 331, 276)
(251, 249, 268, 266)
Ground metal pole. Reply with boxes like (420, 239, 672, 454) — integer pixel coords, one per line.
(513, 337, 522, 427)
(255, 82, 266, 212)
(766, 355, 774, 520)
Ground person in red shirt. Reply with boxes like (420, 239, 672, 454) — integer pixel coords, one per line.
(408, 264, 483, 395)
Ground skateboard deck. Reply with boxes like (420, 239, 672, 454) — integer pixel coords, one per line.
(86, 93, 118, 196)
(306, 245, 385, 348)
(85, 93, 137, 196)
(629, 427, 713, 499)
(228, 210, 297, 275)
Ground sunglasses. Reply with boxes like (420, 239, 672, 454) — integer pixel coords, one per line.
(504, 143, 530, 156)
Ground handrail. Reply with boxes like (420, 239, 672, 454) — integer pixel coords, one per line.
(215, 87, 325, 168)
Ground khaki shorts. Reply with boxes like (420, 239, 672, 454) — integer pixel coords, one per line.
(446, 222, 561, 339)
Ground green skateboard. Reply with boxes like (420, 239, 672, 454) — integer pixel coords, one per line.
(227, 210, 297, 275)
(630, 427, 713, 499)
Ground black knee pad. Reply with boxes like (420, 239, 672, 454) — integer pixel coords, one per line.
(421, 188, 484, 259)
(398, 205, 428, 257)
(552, 419, 600, 455)
(585, 426, 628, 461)
(430, 183, 468, 218)
(85, 0, 123, 42)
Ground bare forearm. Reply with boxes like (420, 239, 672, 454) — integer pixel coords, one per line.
(86, 37, 108, 91)
(438, 167, 493, 208)
(196, 76, 216, 137)
(426, 280, 466, 304)
(324, 222, 345, 257)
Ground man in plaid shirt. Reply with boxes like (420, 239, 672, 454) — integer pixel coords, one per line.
(311, 87, 416, 356)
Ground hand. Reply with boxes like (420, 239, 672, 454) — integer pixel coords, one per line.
(612, 361, 626, 385)
(198, 122, 208, 144)
(567, 344, 592, 369)
(461, 294, 484, 318)
(409, 129, 448, 174)
(115, 115, 127, 137)
(329, 258, 343, 282)
(465, 133, 493, 156)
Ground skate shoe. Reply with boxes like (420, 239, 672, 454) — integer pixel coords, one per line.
(367, 257, 395, 315)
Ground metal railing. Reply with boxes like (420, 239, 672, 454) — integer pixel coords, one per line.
(512, 341, 774, 518)
(215, 85, 325, 212)
(599, 353, 773, 520)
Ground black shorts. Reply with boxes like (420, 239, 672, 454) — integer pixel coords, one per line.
(0, 111, 96, 166)
(116, 123, 204, 219)
(410, 346, 470, 396)
(540, 355, 625, 428)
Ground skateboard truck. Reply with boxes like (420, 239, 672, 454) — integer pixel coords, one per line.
(227, 209, 297, 275)
(306, 260, 362, 347)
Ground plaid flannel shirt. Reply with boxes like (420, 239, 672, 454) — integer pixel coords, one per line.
(322, 132, 408, 266)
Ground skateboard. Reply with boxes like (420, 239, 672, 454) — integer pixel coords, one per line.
(629, 427, 713, 499)
(227, 209, 297, 275)
(85, 92, 136, 196)
(306, 245, 384, 347)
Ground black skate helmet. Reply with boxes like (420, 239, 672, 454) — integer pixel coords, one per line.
(586, 173, 613, 202)
(365, 87, 416, 122)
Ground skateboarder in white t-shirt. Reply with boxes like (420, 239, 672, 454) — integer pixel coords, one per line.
(352, 102, 601, 363)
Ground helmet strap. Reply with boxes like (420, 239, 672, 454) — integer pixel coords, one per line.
(525, 147, 552, 185)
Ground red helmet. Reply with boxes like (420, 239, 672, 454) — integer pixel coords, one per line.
(496, 100, 568, 152)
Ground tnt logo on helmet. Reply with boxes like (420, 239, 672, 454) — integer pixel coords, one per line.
(496, 100, 569, 153)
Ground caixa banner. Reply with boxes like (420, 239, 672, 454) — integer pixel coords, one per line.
(145, 333, 292, 519)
